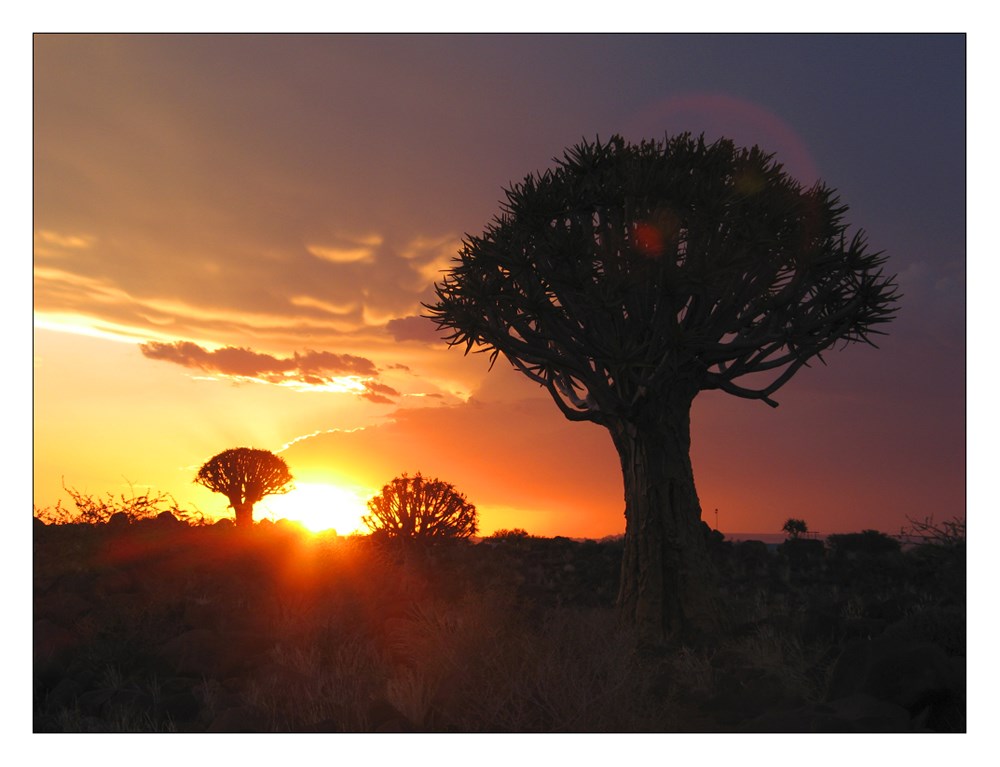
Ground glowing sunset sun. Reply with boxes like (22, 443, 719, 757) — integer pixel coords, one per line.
(260, 481, 370, 534)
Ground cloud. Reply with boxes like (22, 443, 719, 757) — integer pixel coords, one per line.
(139, 340, 395, 401)
(306, 233, 383, 264)
(360, 380, 402, 405)
(385, 314, 443, 344)
(34, 229, 96, 256)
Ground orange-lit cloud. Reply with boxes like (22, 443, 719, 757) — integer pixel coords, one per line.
(138, 340, 400, 402)
(34, 229, 96, 256)
(306, 233, 383, 264)
(385, 315, 441, 344)
(33, 221, 460, 355)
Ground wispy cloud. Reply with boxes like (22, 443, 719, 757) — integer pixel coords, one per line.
(360, 380, 402, 404)
(306, 233, 383, 264)
(34, 229, 96, 255)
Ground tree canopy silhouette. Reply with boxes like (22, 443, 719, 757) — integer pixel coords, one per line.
(782, 518, 809, 539)
(426, 133, 899, 645)
(362, 473, 478, 542)
(195, 447, 293, 529)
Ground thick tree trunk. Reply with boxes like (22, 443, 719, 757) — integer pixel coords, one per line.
(610, 391, 720, 647)
(233, 501, 254, 529)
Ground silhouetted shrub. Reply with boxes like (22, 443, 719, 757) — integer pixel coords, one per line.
(826, 530, 901, 559)
(734, 540, 771, 572)
(487, 528, 532, 542)
(901, 514, 965, 548)
(33, 483, 203, 526)
(778, 538, 825, 569)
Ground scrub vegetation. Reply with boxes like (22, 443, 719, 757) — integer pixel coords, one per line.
(33, 499, 964, 733)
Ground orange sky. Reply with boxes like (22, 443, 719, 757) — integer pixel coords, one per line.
(32, 34, 967, 538)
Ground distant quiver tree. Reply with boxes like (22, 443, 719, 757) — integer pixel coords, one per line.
(195, 447, 293, 529)
(362, 472, 478, 542)
(426, 133, 899, 645)
(782, 518, 809, 539)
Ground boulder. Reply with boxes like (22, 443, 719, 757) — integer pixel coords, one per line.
(107, 512, 130, 529)
(826, 634, 963, 724)
(159, 629, 272, 678)
(207, 704, 270, 733)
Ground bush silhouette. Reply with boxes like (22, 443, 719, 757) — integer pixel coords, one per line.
(195, 447, 293, 529)
(33, 481, 202, 526)
(827, 529, 901, 559)
(362, 473, 478, 542)
(488, 528, 532, 542)
(782, 518, 809, 539)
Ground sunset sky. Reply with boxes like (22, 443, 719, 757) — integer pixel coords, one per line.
(32, 32, 967, 538)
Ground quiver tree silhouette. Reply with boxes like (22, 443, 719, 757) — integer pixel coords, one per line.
(195, 447, 293, 529)
(426, 133, 899, 645)
(362, 473, 478, 542)
(782, 518, 809, 539)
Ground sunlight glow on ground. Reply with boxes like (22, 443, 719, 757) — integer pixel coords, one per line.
(260, 482, 370, 534)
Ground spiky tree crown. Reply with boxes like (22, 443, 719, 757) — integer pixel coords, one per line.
(363, 472, 478, 540)
(195, 447, 293, 507)
(426, 133, 899, 422)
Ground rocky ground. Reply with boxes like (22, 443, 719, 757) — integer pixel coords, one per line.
(32, 517, 965, 732)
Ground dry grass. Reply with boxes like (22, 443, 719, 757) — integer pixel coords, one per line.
(34, 522, 965, 732)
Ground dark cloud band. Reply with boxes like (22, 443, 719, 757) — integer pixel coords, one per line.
(140, 340, 391, 400)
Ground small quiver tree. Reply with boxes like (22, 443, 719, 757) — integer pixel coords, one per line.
(362, 472, 478, 543)
(195, 447, 293, 529)
(427, 133, 899, 646)
(782, 518, 809, 540)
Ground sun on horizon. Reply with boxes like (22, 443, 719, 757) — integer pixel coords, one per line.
(258, 481, 371, 535)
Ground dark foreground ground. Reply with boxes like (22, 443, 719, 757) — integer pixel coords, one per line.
(33, 518, 965, 732)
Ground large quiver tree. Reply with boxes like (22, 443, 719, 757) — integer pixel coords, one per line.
(195, 447, 293, 528)
(426, 134, 899, 645)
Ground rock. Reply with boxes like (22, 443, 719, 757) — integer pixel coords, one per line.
(155, 511, 180, 526)
(93, 568, 136, 596)
(33, 618, 77, 672)
(842, 617, 888, 641)
(737, 694, 911, 733)
(159, 629, 226, 677)
(107, 512, 130, 529)
(35, 590, 94, 623)
(159, 629, 271, 678)
(300, 717, 341, 732)
(207, 705, 270, 733)
(826, 635, 963, 721)
(77, 688, 115, 716)
(704, 666, 807, 725)
(737, 706, 841, 733)
(824, 693, 912, 732)
(182, 598, 221, 630)
(156, 677, 202, 722)
(44, 676, 85, 710)
(366, 698, 413, 732)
